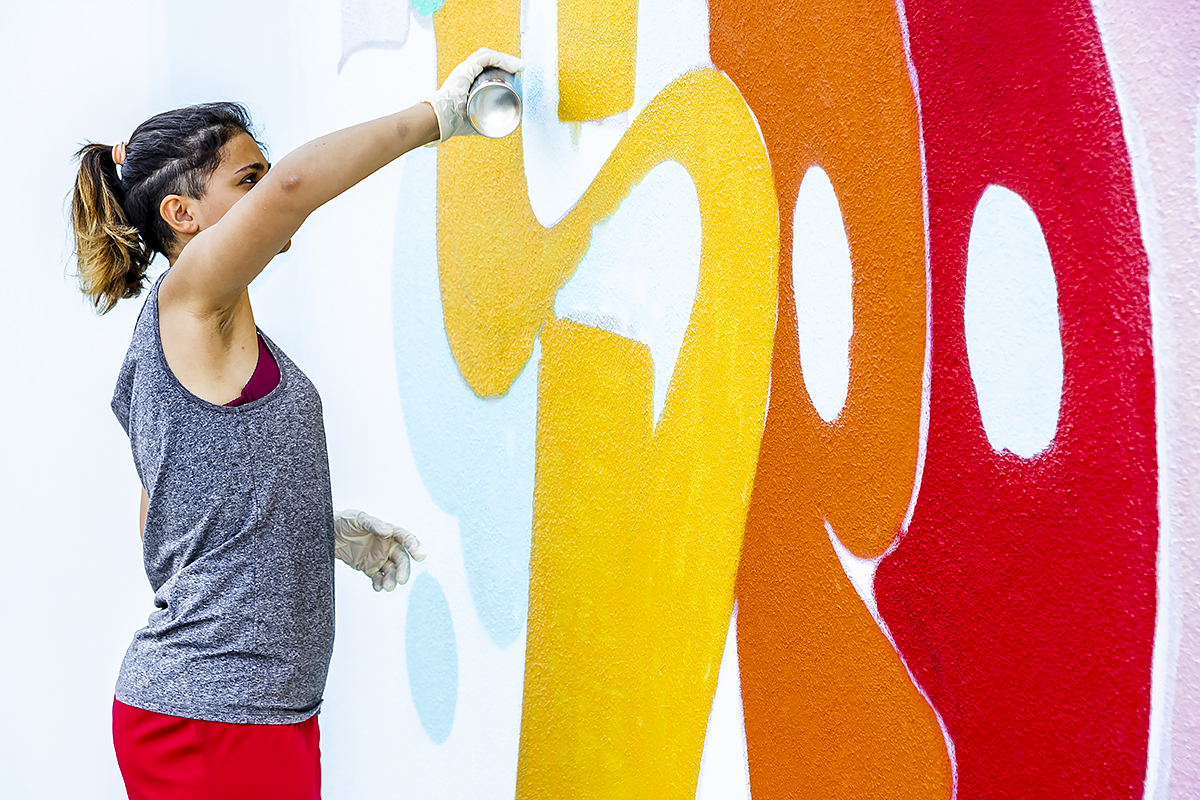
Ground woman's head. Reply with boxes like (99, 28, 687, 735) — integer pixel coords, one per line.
(71, 102, 261, 313)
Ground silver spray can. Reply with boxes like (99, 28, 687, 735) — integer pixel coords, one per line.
(467, 68, 523, 138)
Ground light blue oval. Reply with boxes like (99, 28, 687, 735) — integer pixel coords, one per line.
(405, 573, 458, 744)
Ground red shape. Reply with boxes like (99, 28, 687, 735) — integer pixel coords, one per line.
(873, 1, 1158, 798)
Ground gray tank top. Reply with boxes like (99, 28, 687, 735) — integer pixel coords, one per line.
(111, 273, 335, 725)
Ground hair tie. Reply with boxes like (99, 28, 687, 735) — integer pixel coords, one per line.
(112, 141, 127, 166)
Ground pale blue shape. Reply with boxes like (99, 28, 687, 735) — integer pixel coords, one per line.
(411, 0, 444, 16)
(405, 573, 457, 744)
(964, 185, 1064, 458)
(554, 160, 701, 424)
(792, 166, 854, 423)
(339, 0, 410, 73)
(392, 147, 538, 647)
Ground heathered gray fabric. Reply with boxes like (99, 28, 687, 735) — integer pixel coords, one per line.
(111, 273, 335, 725)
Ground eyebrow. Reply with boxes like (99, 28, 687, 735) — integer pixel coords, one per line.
(234, 161, 269, 174)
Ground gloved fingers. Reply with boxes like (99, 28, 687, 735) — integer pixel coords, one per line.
(348, 510, 392, 536)
(465, 47, 525, 75)
(340, 509, 410, 542)
(365, 551, 405, 593)
(400, 531, 426, 563)
(380, 560, 399, 592)
(389, 547, 413, 586)
(428, 49, 523, 145)
(380, 526, 425, 562)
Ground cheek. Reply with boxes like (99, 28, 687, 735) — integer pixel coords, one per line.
(208, 191, 244, 224)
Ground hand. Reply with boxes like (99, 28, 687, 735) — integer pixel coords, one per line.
(425, 48, 525, 143)
(333, 509, 427, 592)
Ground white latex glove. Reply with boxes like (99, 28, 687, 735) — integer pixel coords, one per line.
(425, 47, 525, 143)
(333, 509, 427, 592)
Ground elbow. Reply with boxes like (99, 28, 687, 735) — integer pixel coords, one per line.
(264, 169, 311, 219)
(275, 170, 305, 196)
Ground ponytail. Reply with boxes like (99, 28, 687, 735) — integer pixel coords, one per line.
(70, 102, 257, 314)
(71, 143, 151, 314)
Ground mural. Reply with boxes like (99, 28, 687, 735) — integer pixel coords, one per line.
(11, 0, 1200, 797)
(1090, 2, 1200, 797)
(872, 2, 1158, 797)
(386, 0, 1170, 796)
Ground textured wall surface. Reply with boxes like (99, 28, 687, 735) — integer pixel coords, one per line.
(872, 2, 1158, 798)
(2, 0, 1198, 798)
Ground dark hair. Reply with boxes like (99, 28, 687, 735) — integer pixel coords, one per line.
(71, 102, 260, 313)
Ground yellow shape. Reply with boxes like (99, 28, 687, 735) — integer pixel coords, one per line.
(523, 321, 653, 797)
(557, 0, 638, 120)
(525, 304, 774, 797)
(435, 1, 775, 400)
(435, 4, 777, 796)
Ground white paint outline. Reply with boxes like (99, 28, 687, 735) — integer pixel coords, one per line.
(891, 1, 956, 796)
(828, 521, 958, 798)
(1088, 2, 1178, 798)
(893, 0, 933, 541)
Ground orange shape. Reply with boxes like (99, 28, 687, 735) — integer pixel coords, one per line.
(709, 0, 955, 796)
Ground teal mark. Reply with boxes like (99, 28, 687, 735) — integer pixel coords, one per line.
(405, 573, 458, 744)
(411, 0, 444, 16)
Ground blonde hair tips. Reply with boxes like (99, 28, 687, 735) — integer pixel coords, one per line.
(71, 142, 151, 314)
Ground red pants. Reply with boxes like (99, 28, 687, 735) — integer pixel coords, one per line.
(112, 699, 321, 800)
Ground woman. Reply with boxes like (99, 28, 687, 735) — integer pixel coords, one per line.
(71, 48, 523, 800)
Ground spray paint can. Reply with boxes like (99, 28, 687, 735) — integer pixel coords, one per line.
(467, 68, 523, 138)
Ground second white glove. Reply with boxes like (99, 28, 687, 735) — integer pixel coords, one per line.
(333, 509, 427, 592)
(425, 47, 525, 143)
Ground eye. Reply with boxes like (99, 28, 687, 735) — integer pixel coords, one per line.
(241, 173, 258, 185)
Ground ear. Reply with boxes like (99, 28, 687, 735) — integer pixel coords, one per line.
(159, 195, 199, 237)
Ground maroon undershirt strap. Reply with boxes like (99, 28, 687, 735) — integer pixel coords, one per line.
(224, 334, 280, 407)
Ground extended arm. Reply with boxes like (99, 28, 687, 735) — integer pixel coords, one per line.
(168, 48, 524, 314)
(169, 103, 439, 312)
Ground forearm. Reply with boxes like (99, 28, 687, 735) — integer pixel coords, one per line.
(166, 52, 514, 309)
(263, 103, 439, 218)
(172, 102, 440, 306)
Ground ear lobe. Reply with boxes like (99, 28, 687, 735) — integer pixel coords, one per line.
(160, 195, 198, 236)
